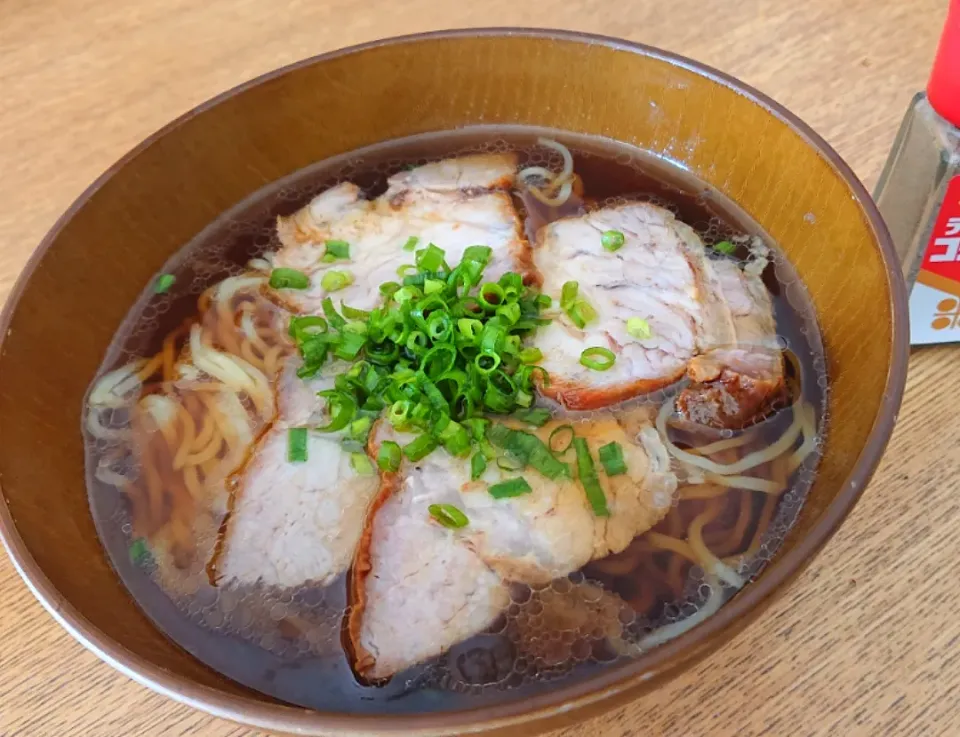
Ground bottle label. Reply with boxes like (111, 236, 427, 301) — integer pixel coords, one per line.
(911, 175, 960, 344)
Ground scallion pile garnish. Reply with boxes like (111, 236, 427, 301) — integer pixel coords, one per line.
(429, 503, 469, 528)
(573, 437, 609, 516)
(154, 274, 176, 294)
(598, 441, 627, 476)
(270, 268, 311, 290)
(284, 242, 621, 520)
(288, 246, 551, 467)
(580, 346, 616, 371)
(287, 427, 308, 462)
(601, 229, 625, 252)
(488, 477, 533, 499)
(713, 240, 736, 255)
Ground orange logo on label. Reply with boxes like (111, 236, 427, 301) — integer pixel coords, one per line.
(932, 298, 960, 330)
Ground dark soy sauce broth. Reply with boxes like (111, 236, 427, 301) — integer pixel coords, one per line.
(85, 126, 827, 713)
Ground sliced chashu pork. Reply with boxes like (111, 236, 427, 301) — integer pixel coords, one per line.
(269, 153, 534, 314)
(216, 359, 380, 588)
(531, 202, 785, 426)
(349, 414, 676, 680)
(676, 257, 786, 429)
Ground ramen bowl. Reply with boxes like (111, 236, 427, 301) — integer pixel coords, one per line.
(0, 28, 907, 736)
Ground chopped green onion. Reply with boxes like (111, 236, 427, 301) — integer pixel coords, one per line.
(580, 346, 616, 371)
(341, 303, 371, 320)
(403, 236, 420, 251)
(424, 278, 445, 295)
(403, 433, 438, 462)
(463, 245, 493, 264)
(334, 329, 366, 361)
(569, 300, 597, 329)
(388, 400, 412, 428)
(418, 371, 448, 411)
(516, 365, 550, 391)
(129, 538, 152, 565)
(714, 240, 736, 254)
(321, 270, 354, 292)
(426, 312, 453, 342)
(464, 418, 490, 442)
(416, 243, 446, 271)
(488, 477, 533, 499)
(421, 344, 457, 378)
(350, 452, 376, 475)
(483, 371, 517, 413)
(154, 274, 176, 294)
(377, 440, 402, 472)
(428, 503, 469, 529)
(406, 330, 429, 356)
(560, 281, 579, 311)
(475, 352, 501, 375)
(535, 294, 552, 309)
(548, 424, 575, 456)
(626, 317, 652, 340)
(289, 315, 328, 339)
(394, 285, 422, 303)
(513, 408, 552, 427)
(601, 230, 625, 252)
(379, 281, 401, 298)
(270, 268, 311, 290)
(518, 347, 543, 364)
(497, 455, 525, 471)
(480, 320, 506, 355)
(315, 390, 356, 433)
(457, 318, 484, 342)
(470, 451, 488, 480)
(322, 297, 346, 328)
(441, 421, 471, 457)
(287, 427, 308, 462)
(348, 415, 373, 444)
(496, 302, 521, 325)
(397, 264, 418, 277)
(574, 437, 609, 516)
(479, 283, 506, 310)
(486, 424, 569, 480)
(598, 442, 628, 476)
(324, 239, 351, 260)
(560, 281, 597, 328)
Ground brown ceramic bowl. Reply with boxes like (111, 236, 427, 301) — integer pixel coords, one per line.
(0, 28, 907, 736)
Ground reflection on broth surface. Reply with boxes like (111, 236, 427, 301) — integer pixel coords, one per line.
(84, 126, 825, 713)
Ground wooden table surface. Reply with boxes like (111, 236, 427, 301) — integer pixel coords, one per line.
(0, 0, 954, 735)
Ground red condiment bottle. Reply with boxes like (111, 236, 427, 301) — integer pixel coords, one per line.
(874, 0, 960, 344)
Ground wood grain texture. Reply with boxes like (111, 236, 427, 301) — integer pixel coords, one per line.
(0, 0, 949, 735)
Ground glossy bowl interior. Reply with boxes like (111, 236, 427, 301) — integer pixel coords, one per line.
(0, 29, 907, 737)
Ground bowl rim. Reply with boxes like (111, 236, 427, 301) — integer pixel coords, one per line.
(0, 26, 909, 735)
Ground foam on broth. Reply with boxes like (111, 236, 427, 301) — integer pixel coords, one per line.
(84, 126, 827, 713)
